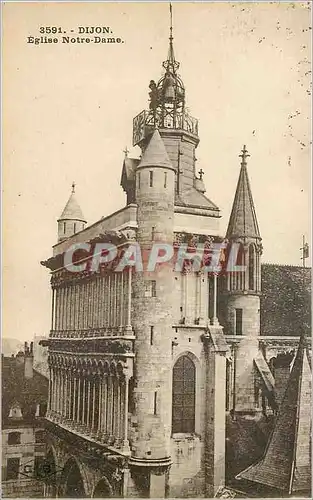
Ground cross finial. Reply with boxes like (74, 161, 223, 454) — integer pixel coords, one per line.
(239, 144, 250, 165)
(123, 146, 129, 157)
(71, 181, 75, 193)
(198, 168, 204, 180)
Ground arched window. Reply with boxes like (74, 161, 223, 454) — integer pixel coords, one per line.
(172, 355, 196, 434)
(248, 245, 255, 290)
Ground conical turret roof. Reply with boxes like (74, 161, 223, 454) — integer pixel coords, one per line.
(58, 184, 86, 222)
(226, 146, 260, 240)
(237, 333, 311, 494)
(138, 129, 173, 170)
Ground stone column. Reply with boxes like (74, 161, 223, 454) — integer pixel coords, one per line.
(51, 288, 55, 331)
(90, 279, 95, 327)
(47, 367, 52, 413)
(203, 330, 228, 497)
(115, 273, 118, 327)
(102, 374, 108, 437)
(119, 272, 124, 328)
(91, 378, 96, 433)
(184, 271, 188, 323)
(211, 273, 219, 326)
(77, 375, 81, 423)
(126, 268, 132, 329)
(107, 375, 113, 439)
(97, 375, 103, 435)
(60, 370, 64, 418)
(122, 374, 130, 452)
(57, 288, 61, 331)
(62, 287, 67, 331)
(51, 368, 56, 413)
(73, 374, 77, 423)
(80, 282, 84, 330)
(87, 378, 91, 431)
(68, 371, 72, 419)
(72, 283, 77, 331)
(102, 275, 106, 327)
(116, 377, 121, 440)
(107, 274, 111, 327)
(55, 288, 60, 331)
(197, 271, 207, 325)
(82, 377, 86, 425)
(54, 368, 58, 414)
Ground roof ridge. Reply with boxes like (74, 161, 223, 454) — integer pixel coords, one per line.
(262, 262, 312, 269)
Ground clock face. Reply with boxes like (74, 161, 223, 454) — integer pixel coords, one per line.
(133, 111, 146, 146)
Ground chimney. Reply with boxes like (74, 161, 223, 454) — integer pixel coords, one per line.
(24, 341, 34, 379)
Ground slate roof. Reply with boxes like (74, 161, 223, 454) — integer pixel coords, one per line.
(120, 157, 140, 186)
(260, 264, 311, 336)
(176, 188, 220, 211)
(237, 334, 311, 493)
(226, 160, 260, 240)
(138, 129, 173, 169)
(59, 190, 86, 222)
(2, 355, 49, 427)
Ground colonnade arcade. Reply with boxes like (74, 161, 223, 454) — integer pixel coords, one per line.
(47, 354, 132, 454)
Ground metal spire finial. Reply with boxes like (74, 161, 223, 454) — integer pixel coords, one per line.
(239, 145, 250, 165)
(123, 146, 129, 157)
(170, 3, 173, 42)
(165, 2, 178, 70)
(71, 181, 75, 193)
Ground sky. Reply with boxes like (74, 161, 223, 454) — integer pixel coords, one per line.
(3, 2, 311, 342)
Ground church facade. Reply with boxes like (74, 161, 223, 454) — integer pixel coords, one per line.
(41, 23, 311, 499)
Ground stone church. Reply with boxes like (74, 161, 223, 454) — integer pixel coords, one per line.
(41, 20, 311, 499)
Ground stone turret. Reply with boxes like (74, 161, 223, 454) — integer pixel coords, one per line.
(223, 146, 263, 414)
(130, 129, 175, 497)
(57, 183, 86, 242)
(224, 145, 262, 336)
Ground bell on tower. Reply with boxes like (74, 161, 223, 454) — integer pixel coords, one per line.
(132, 4, 198, 147)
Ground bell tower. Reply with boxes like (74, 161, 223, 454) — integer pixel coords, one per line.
(132, 7, 210, 206)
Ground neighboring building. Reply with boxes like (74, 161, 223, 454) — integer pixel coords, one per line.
(40, 20, 311, 499)
(33, 335, 49, 379)
(2, 343, 49, 498)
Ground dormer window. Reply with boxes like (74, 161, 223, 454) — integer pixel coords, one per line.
(9, 403, 22, 419)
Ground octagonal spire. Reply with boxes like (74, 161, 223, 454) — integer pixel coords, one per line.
(226, 146, 261, 241)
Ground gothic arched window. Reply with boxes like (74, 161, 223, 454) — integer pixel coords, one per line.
(248, 245, 255, 290)
(172, 355, 196, 434)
